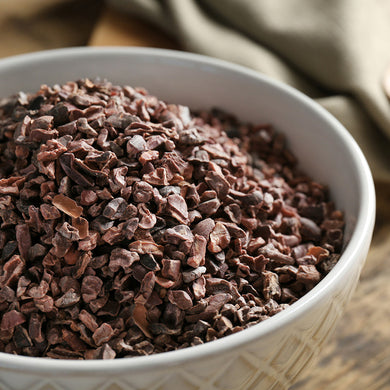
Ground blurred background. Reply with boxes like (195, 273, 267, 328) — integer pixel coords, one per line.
(1, 1, 390, 389)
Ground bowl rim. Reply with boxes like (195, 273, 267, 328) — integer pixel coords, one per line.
(0, 46, 376, 373)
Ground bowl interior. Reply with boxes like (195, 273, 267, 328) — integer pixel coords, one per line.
(0, 47, 375, 371)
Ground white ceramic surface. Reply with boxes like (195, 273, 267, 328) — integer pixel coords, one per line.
(0, 47, 375, 390)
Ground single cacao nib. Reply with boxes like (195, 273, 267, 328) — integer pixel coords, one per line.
(1, 310, 26, 330)
(0, 79, 343, 360)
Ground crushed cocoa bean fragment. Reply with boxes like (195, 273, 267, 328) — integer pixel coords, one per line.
(92, 323, 114, 347)
(0, 79, 344, 359)
(54, 289, 80, 308)
(52, 194, 83, 218)
(167, 290, 193, 310)
(1, 310, 26, 330)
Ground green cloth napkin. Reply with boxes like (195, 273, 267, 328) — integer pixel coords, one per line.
(109, 0, 390, 183)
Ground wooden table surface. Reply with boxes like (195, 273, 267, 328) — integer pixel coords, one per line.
(1, 2, 390, 389)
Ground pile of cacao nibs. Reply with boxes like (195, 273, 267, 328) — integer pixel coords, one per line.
(0, 79, 344, 359)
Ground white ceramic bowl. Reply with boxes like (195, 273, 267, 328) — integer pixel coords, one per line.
(0, 47, 375, 390)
